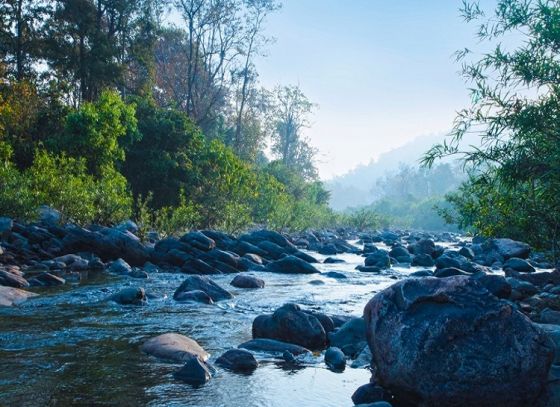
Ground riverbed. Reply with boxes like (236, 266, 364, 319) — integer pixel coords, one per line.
(0, 244, 435, 407)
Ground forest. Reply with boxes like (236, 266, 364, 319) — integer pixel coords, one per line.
(0, 0, 343, 235)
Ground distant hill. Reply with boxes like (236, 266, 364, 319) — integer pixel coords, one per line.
(326, 132, 473, 210)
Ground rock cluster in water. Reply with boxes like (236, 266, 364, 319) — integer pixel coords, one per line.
(2, 213, 560, 406)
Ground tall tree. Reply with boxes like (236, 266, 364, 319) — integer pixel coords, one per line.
(232, 0, 279, 155)
(269, 84, 318, 179)
(0, 0, 49, 81)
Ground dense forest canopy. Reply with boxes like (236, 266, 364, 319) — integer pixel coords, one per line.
(0, 0, 365, 234)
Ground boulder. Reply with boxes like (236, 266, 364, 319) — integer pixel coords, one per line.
(323, 271, 347, 279)
(351, 383, 385, 405)
(323, 257, 345, 264)
(173, 356, 213, 385)
(409, 270, 433, 277)
(0, 269, 29, 288)
(215, 349, 258, 372)
(433, 267, 471, 278)
(107, 258, 132, 274)
(408, 239, 435, 256)
(411, 253, 435, 267)
(62, 226, 149, 266)
(471, 273, 511, 299)
(107, 287, 146, 305)
(252, 303, 328, 350)
(0, 286, 37, 306)
(141, 333, 209, 362)
(486, 238, 531, 260)
(327, 317, 367, 357)
(230, 274, 265, 289)
(28, 272, 65, 287)
(241, 230, 295, 250)
(364, 250, 391, 270)
(238, 338, 310, 356)
(174, 275, 233, 302)
(504, 257, 536, 273)
(175, 290, 213, 304)
(180, 231, 216, 251)
(364, 276, 553, 406)
(324, 346, 346, 371)
(265, 255, 319, 274)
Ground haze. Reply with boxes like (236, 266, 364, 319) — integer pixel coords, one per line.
(256, 0, 494, 180)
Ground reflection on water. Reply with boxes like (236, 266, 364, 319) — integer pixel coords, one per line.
(0, 248, 435, 407)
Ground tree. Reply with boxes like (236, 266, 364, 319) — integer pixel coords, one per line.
(423, 0, 560, 254)
(269, 84, 318, 179)
(0, 0, 49, 81)
(232, 0, 279, 155)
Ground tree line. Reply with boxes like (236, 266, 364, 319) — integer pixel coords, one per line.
(0, 0, 340, 234)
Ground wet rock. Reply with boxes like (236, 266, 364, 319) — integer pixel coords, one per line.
(364, 276, 553, 406)
(62, 226, 149, 266)
(356, 266, 382, 273)
(129, 269, 149, 279)
(282, 350, 297, 363)
(504, 257, 536, 273)
(433, 267, 471, 278)
(174, 275, 233, 302)
(230, 274, 265, 289)
(116, 220, 139, 234)
(539, 309, 560, 325)
(38, 205, 61, 225)
(265, 255, 319, 274)
(238, 338, 311, 356)
(408, 238, 435, 257)
(107, 258, 132, 274)
(434, 251, 470, 270)
(216, 349, 258, 372)
(323, 271, 347, 279)
(364, 250, 391, 270)
(325, 346, 346, 371)
(292, 250, 319, 263)
(351, 383, 385, 405)
(354, 402, 392, 407)
(506, 269, 560, 288)
(411, 253, 434, 267)
(389, 246, 411, 263)
(351, 345, 372, 368)
(486, 238, 531, 260)
(141, 333, 209, 362)
(258, 240, 292, 259)
(180, 231, 216, 251)
(181, 258, 219, 274)
(252, 303, 328, 350)
(143, 262, 159, 273)
(0, 217, 13, 236)
(324, 257, 345, 264)
(88, 258, 105, 271)
(472, 273, 511, 299)
(28, 272, 65, 287)
(241, 230, 295, 251)
(328, 317, 367, 357)
(0, 286, 38, 306)
(173, 355, 213, 385)
(175, 290, 214, 304)
(0, 269, 29, 288)
(458, 246, 475, 260)
(309, 279, 325, 285)
(107, 287, 146, 305)
(409, 269, 433, 277)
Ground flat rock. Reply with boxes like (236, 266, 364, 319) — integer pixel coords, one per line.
(0, 286, 38, 306)
(238, 338, 311, 356)
(141, 333, 209, 362)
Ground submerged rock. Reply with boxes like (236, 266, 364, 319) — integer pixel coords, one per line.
(363, 276, 553, 407)
(107, 287, 146, 305)
(175, 290, 213, 304)
(238, 338, 311, 356)
(328, 317, 366, 357)
(216, 349, 258, 372)
(141, 333, 209, 362)
(173, 355, 213, 385)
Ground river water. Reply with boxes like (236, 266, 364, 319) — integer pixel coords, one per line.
(0, 243, 433, 407)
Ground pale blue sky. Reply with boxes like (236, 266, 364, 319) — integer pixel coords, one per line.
(255, 0, 496, 179)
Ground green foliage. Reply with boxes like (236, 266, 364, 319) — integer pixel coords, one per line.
(424, 0, 560, 254)
(337, 207, 388, 231)
(61, 90, 139, 176)
(0, 147, 132, 225)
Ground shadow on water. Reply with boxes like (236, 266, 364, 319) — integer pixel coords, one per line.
(0, 247, 432, 407)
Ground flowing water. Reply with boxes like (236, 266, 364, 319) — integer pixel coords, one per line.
(0, 243, 438, 407)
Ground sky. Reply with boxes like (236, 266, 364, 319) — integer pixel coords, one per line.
(254, 0, 496, 180)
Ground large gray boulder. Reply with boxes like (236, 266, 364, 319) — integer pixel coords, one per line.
(486, 238, 531, 260)
(364, 276, 553, 407)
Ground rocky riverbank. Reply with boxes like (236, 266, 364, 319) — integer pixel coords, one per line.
(1, 214, 560, 406)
